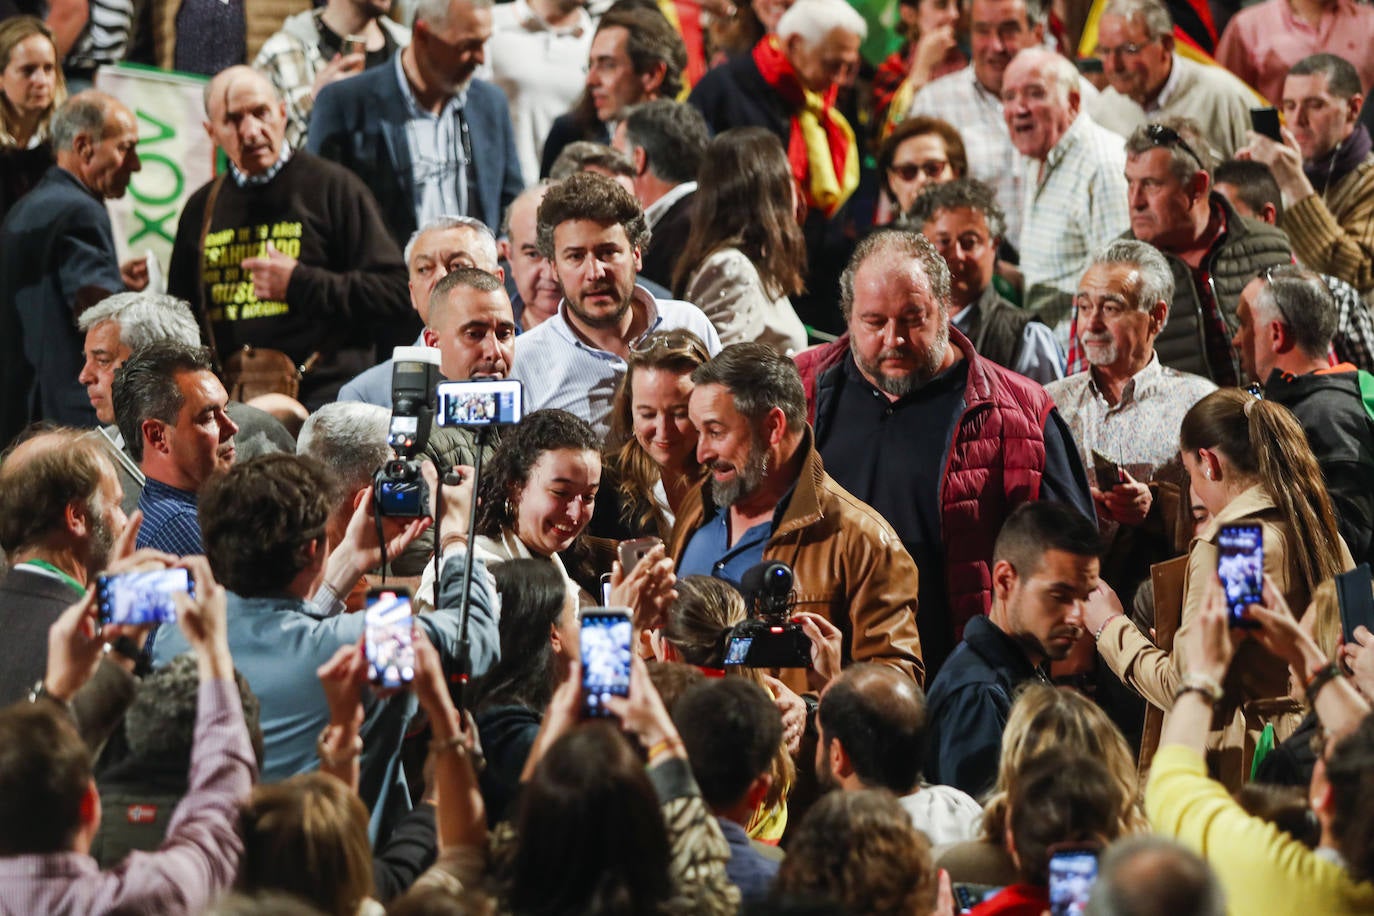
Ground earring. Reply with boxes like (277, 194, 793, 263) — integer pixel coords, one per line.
(1203, 467, 1213, 481)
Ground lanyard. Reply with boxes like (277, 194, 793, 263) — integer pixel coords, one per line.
(23, 559, 86, 596)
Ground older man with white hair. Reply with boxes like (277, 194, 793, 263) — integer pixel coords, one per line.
(1004, 47, 1129, 346)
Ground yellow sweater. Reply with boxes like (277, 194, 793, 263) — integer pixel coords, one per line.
(1146, 745, 1374, 915)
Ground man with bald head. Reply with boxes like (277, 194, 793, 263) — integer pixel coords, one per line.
(816, 663, 984, 845)
(167, 65, 410, 407)
(499, 183, 563, 331)
(1, 91, 147, 446)
(338, 215, 504, 406)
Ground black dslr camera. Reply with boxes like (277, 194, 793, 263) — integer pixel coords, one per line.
(374, 347, 440, 517)
(722, 561, 812, 669)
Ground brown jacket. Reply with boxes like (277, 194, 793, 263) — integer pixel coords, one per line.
(669, 427, 925, 691)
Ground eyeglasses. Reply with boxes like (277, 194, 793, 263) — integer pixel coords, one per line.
(1094, 38, 1155, 59)
(629, 329, 711, 363)
(1144, 123, 1206, 173)
(888, 159, 949, 182)
(1256, 265, 1299, 331)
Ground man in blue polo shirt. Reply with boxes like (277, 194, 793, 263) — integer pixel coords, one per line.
(668, 343, 924, 693)
(112, 343, 238, 556)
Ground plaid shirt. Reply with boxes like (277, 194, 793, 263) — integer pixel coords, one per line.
(1019, 114, 1129, 338)
(1326, 273, 1374, 372)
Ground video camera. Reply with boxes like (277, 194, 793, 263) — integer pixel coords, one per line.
(374, 347, 440, 517)
(722, 561, 812, 669)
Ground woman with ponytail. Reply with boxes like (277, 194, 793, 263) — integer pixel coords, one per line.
(1087, 387, 1352, 787)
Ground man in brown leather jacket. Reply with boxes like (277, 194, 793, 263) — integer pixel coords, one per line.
(669, 342, 925, 692)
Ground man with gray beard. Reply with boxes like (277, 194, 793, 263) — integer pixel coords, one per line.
(669, 342, 926, 693)
(795, 230, 1093, 677)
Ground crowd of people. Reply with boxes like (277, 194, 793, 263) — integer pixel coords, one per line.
(3, 0, 1374, 910)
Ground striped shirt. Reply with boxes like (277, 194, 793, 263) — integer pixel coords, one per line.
(135, 477, 203, 557)
(510, 286, 722, 438)
(1019, 113, 1130, 339)
(66, 0, 134, 70)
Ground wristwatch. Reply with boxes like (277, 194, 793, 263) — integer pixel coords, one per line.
(28, 679, 70, 709)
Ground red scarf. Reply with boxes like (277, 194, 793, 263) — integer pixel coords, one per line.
(752, 35, 859, 218)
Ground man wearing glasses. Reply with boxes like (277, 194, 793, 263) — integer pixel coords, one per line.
(1088, 0, 1256, 159)
(1119, 116, 1291, 386)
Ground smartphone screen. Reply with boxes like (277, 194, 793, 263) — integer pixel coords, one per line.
(1250, 106, 1282, 142)
(1049, 849, 1098, 916)
(436, 379, 524, 427)
(1336, 564, 1374, 646)
(365, 590, 415, 688)
(580, 609, 632, 718)
(1218, 523, 1264, 629)
(96, 568, 193, 625)
(723, 636, 752, 666)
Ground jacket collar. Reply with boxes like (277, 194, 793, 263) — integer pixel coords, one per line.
(962, 614, 1044, 682)
(1197, 484, 1277, 541)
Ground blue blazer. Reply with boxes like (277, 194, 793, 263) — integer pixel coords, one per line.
(308, 55, 524, 244)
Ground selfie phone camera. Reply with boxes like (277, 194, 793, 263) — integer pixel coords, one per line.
(365, 589, 415, 688)
(1048, 844, 1100, 916)
(1218, 523, 1264, 629)
(96, 568, 194, 626)
(579, 608, 632, 718)
(436, 378, 525, 428)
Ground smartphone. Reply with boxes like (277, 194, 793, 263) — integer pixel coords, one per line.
(435, 378, 524, 428)
(342, 33, 366, 56)
(1048, 846, 1099, 916)
(365, 589, 415, 688)
(1250, 106, 1282, 142)
(1217, 523, 1264, 629)
(1336, 564, 1374, 646)
(96, 568, 193, 626)
(579, 608, 632, 718)
(1091, 448, 1121, 491)
(617, 536, 661, 577)
(599, 572, 613, 605)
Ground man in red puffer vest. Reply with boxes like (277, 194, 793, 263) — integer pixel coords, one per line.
(796, 230, 1094, 677)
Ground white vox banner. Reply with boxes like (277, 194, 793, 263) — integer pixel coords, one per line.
(95, 63, 215, 291)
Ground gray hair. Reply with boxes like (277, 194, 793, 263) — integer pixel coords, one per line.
(499, 180, 553, 239)
(1086, 239, 1174, 328)
(548, 141, 635, 181)
(413, 0, 493, 29)
(1125, 116, 1217, 184)
(776, 0, 867, 45)
(111, 342, 216, 463)
(907, 177, 1008, 242)
(50, 91, 112, 153)
(296, 402, 392, 500)
(77, 292, 201, 350)
(1085, 835, 1226, 916)
(1012, 46, 1081, 105)
(1252, 265, 1338, 358)
(1100, 0, 1174, 41)
(403, 215, 499, 271)
(839, 229, 952, 320)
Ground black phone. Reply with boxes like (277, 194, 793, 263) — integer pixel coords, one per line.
(1048, 845, 1100, 916)
(1250, 106, 1283, 142)
(580, 608, 633, 718)
(1336, 564, 1374, 646)
(1218, 523, 1264, 629)
(365, 588, 415, 688)
(952, 884, 1002, 913)
(96, 567, 193, 626)
(1091, 448, 1121, 491)
(435, 378, 525, 428)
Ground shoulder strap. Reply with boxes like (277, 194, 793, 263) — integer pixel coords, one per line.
(195, 172, 228, 375)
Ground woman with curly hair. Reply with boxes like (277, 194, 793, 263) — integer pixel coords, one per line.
(773, 788, 937, 916)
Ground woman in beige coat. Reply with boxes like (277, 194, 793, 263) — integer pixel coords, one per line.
(1087, 388, 1351, 787)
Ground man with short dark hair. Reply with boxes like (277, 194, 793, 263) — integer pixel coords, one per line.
(1231, 266, 1374, 565)
(149, 453, 499, 840)
(113, 343, 238, 557)
(1120, 116, 1291, 386)
(511, 171, 720, 437)
(795, 230, 1094, 676)
(924, 501, 1103, 795)
(539, 6, 687, 177)
(0, 429, 128, 704)
(672, 678, 784, 905)
(0, 90, 146, 445)
(1239, 53, 1374, 297)
(670, 342, 925, 693)
(308, 0, 525, 240)
(911, 177, 1063, 383)
(1085, 836, 1227, 916)
(167, 66, 411, 407)
(816, 663, 982, 845)
(0, 557, 255, 913)
(614, 99, 710, 289)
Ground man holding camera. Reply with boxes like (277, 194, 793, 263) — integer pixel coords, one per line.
(670, 343, 925, 693)
(149, 453, 499, 841)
